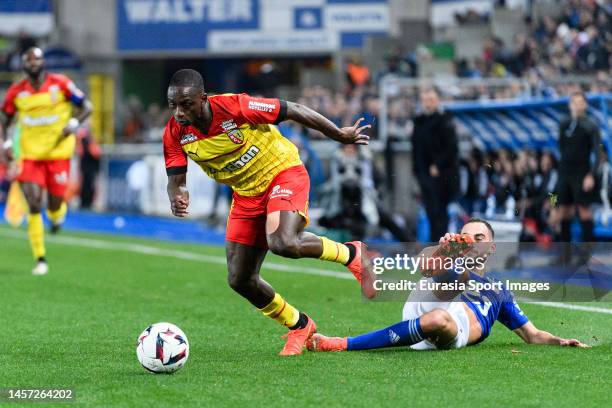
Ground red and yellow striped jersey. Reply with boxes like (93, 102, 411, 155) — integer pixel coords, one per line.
(163, 93, 302, 196)
(2, 73, 85, 160)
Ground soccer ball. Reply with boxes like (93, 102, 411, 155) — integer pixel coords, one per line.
(136, 322, 189, 373)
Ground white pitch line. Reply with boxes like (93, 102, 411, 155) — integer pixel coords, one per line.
(0, 228, 354, 280)
(521, 301, 612, 315)
(1, 228, 611, 315)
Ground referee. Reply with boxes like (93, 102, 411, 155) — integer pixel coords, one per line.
(556, 91, 602, 250)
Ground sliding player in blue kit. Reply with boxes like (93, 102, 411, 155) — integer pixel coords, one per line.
(308, 218, 590, 352)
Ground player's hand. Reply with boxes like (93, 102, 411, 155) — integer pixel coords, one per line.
(583, 173, 595, 192)
(429, 164, 440, 178)
(439, 233, 460, 244)
(62, 118, 80, 137)
(1, 140, 13, 162)
(337, 117, 371, 145)
(437, 233, 474, 258)
(170, 188, 189, 217)
(560, 338, 591, 348)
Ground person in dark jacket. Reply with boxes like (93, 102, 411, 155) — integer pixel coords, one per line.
(554, 91, 603, 266)
(411, 88, 459, 241)
(557, 91, 602, 246)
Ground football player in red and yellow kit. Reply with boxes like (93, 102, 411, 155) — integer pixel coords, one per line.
(0, 47, 92, 275)
(163, 69, 376, 355)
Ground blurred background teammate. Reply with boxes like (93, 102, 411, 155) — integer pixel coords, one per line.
(0, 47, 92, 275)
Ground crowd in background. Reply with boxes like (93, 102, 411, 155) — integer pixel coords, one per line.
(456, 0, 611, 79)
(116, 76, 611, 145)
(457, 145, 612, 243)
(114, 0, 611, 142)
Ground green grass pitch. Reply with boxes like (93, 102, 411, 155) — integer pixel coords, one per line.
(0, 224, 610, 407)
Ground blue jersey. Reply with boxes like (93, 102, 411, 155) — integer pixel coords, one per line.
(460, 272, 529, 343)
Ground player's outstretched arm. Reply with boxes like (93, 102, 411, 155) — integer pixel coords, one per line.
(167, 173, 189, 217)
(285, 101, 370, 145)
(513, 321, 590, 348)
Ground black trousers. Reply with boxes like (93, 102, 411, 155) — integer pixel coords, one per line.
(418, 174, 455, 242)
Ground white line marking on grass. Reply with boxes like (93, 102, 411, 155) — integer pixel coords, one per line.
(522, 301, 612, 315)
(2, 228, 611, 314)
(0, 228, 353, 280)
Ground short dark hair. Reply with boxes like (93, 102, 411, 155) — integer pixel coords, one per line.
(464, 217, 495, 239)
(420, 87, 439, 97)
(168, 69, 205, 92)
(569, 90, 587, 102)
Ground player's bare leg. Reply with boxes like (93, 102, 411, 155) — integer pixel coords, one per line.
(226, 242, 273, 307)
(47, 193, 67, 234)
(307, 308, 458, 352)
(266, 210, 376, 298)
(21, 182, 48, 275)
(226, 241, 315, 356)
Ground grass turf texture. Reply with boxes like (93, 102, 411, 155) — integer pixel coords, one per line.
(0, 225, 610, 407)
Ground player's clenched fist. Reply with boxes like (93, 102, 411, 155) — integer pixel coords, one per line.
(170, 187, 189, 217)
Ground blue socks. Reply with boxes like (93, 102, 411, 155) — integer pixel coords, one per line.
(347, 318, 425, 350)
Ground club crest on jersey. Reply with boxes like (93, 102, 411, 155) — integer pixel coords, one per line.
(227, 129, 244, 144)
(180, 133, 198, 145)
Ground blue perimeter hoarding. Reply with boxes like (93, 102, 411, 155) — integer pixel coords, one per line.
(117, 0, 389, 53)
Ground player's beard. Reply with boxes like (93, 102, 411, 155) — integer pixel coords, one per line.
(24, 66, 44, 83)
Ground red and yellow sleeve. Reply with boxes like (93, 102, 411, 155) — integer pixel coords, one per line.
(237, 93, 287, 125)
(162, 121, 187, 175)
(55, 74, 86, 106)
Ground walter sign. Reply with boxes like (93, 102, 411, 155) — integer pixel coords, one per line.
(117, 0, 259, 51)
(117, 0, 389, 53)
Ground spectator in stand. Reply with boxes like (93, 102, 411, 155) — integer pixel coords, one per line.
(519, 150, 559, 242)
(458, 147, 488, 215)
(384, 97, 414, 193)
(121, 96, 145, 143)
(319, 144, 411, 242)
(143, 103, 171, 142)
(345, 57, 370, 92)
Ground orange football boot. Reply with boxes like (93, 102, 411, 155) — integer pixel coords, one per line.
(279, 315, 317, 356)
(345, 241, 377, 299)
(306, 333, 348, 352)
